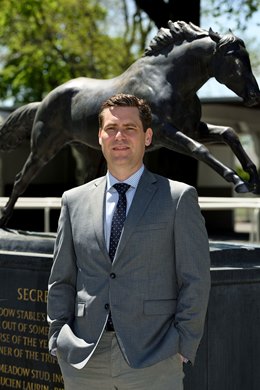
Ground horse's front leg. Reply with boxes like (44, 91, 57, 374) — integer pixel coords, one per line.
(0, 134, 65, 227)
(0, 152, 45, 227)
(157, 123, 250, 193)
(198, 122, 260, 193)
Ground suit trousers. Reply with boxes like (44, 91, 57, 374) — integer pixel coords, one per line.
(57, 331, 184, 390)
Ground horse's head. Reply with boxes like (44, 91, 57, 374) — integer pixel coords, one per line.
(209, 28, 260, 107)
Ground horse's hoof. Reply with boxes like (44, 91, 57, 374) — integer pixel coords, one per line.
(234, 182, 251, 193)
(0, 215, 9, 228)
(253, 184, 260, 195)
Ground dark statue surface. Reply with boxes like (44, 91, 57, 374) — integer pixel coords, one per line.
(0, 20, 260, 226)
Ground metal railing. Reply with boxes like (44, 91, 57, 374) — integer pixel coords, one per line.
(198, 197, 260, 242)
(0, 196, 259, 242)
(0, 197, 61, 233)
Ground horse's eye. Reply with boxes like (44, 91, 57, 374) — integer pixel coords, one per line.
(225, 50, 235, 56)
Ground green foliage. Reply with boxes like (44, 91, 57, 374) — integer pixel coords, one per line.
(203, 0, 259, 31)
(0, 0, 151, 103)
(236, 166, 250, 182)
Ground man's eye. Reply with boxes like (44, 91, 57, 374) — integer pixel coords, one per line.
(106, 128, 116, 133)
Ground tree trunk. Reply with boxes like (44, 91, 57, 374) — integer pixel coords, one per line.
(135, 0, 200, 27)
(136, 0, 200, 187)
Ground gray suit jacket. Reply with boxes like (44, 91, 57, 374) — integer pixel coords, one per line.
(47, 169, 210, 369)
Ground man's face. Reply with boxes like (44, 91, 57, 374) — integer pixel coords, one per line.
(98, 106, 152, 178)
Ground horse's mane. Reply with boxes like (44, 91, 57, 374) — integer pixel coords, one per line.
(144, 21, 209, 56)
(145, 20, 245, 56)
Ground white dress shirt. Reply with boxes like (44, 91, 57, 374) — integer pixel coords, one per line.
(104, 165, 144, 250)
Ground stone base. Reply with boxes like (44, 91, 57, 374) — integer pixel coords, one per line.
(0, 230, 259, 390)
(0, 228, 55, 254)
(184, 241, 260, 390)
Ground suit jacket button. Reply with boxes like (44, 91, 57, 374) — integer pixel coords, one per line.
(110, 273, 116, 279)
(104, 303, 110, 310)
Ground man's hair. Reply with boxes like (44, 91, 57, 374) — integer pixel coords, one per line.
(98, 93, 152, 131)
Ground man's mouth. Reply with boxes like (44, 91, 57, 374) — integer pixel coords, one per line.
(112, 145, 129, 150)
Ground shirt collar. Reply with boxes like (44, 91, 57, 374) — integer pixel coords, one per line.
(106, 165, 144, 192)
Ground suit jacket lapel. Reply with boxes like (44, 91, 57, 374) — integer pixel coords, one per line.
(92, 176, 109, 259)
(114, 169, 158, 262)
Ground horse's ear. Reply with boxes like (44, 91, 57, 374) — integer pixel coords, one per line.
(209, 27, 220, 43)
(168, 20, 178, 32)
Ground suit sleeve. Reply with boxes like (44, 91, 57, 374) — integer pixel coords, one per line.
(174, 186, 211, 364)
(47, 194, 77, 355)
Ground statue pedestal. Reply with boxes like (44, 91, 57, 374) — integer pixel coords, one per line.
(0, 230, 259, 389)
(184, 241, 260, 390)
(0, 230, 61, 389)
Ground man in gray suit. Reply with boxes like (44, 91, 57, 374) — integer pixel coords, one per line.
(47, 93, 211, 389)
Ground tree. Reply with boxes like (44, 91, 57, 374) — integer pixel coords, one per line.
(135, 0, 200, 27)
(0, 0, 152, 104)
(203, 0, 259, 31)
(134, 0, 259, 30)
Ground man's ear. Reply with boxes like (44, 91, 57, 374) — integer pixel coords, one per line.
(145, 128, 153, 146)
(98, 129, 102, 145)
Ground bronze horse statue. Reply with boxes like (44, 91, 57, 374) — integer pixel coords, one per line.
(0, 20, 260, 226)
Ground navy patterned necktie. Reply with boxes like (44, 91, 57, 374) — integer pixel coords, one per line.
(109, 183, 130, 261)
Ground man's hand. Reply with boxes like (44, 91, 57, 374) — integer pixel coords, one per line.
(178, 354, 190, 364)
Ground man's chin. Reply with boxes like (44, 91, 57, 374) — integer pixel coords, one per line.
(111, 150, 131, 160)
(112, 156, 130, 165)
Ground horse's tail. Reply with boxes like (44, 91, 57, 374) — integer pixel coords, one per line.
(0, 102, 40, 151)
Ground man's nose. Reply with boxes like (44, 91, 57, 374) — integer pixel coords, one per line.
(115, 129, 125, 139)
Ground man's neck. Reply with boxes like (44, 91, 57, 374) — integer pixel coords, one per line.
(108, 165, 143, 182)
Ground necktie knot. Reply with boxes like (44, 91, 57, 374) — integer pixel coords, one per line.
(113, 183, 130, 195)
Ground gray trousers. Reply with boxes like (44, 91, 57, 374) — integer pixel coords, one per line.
(57, 331, 184, 390)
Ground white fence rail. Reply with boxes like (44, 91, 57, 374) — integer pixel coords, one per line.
(0, 196, 259, 242)
(0, 197, 61, 233)
(198, 197, 260, 242)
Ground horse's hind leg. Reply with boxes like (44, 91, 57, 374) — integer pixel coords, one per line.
(199, 122, 260, 193)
